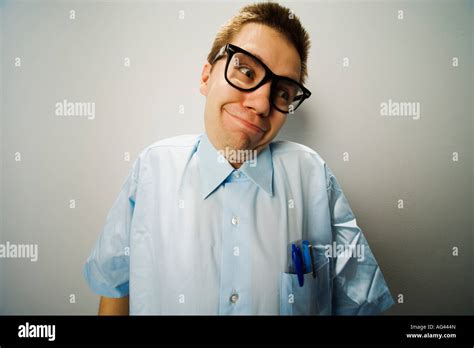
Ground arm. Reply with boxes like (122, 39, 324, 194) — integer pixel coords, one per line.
(325, 164, 395, 315)
(84, 159, 140, 313)
(98, 295, 130, 315)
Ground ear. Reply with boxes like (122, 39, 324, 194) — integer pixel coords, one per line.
(199, 63, 212, 97)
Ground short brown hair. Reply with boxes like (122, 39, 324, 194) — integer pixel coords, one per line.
(207, 1, 311, 84)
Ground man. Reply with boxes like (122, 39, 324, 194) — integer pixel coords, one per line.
(84, 2, 395, 315)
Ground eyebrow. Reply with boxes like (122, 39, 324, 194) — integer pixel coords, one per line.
(250, 50, 300, 82)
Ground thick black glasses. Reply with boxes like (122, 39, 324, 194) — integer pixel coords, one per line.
(211, 44, 311, 114)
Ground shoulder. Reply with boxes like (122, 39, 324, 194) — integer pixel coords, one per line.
(138, 134, 201, 159)
(270, 139, 326, 167)
(130, 134, 201, 181)
(270, 140, 336, 187)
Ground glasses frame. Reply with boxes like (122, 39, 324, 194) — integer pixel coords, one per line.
(211, 43, 312, 114)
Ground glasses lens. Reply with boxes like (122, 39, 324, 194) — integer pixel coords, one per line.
(272, 79, 304, 113)
(226, 52, 266, 89)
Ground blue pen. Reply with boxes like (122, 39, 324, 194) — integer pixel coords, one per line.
(291, 243, 304, 287)
(302, 240, 312, 273)
(309, 244, 317, 278)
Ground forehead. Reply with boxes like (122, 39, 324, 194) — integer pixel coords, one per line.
(229, 23, 301, 82)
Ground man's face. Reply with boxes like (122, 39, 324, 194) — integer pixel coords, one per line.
(200, 23, 302, 158)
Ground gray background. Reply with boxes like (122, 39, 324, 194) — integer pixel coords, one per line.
(0, 0, 472, 315)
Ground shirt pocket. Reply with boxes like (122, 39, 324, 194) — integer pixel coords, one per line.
(279, 253, 331, 315)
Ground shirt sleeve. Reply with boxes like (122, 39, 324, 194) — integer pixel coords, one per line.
(82, 159, 139, 298)
(325, 164, 395, 315)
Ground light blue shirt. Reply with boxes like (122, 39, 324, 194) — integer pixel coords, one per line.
(83, 133, 395, 315)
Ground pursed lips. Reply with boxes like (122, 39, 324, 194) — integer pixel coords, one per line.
(224, 109, 267, 133)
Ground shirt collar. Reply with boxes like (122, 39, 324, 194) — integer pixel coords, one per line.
(196, 133, 274, 200)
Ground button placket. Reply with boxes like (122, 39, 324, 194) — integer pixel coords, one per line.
(218, 173, 251, 314)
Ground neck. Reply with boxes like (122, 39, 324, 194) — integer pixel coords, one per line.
(230, 161, 243, 169)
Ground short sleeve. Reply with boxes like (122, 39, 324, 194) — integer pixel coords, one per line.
(325, 164, 395, 315)
(82, 159, 139, 298)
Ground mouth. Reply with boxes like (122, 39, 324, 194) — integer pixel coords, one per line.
(224, 109, 265, 134)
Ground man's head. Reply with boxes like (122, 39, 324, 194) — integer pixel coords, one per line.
(200, 2, 311, 165)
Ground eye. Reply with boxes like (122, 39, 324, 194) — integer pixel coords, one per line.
(238, 66, 255, 79)
(276, 88, 290, 101)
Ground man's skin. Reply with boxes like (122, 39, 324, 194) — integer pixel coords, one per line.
(98, 22, 302, 315)
(98, 295, 129, 315)
(200, 22, 301, 168)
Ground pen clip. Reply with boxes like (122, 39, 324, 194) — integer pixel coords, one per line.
(308, 244, 317, 279)
(302, 240, 312, 273)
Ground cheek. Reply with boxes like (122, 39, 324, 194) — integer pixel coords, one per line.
(268, 115, 286, 134)
(209, 77, 241, 108)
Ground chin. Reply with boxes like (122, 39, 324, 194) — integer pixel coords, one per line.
(225, 138, 250, 151)
(229, 132, 259, 150)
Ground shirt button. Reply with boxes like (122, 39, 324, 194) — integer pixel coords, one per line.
(234, 172, 241, 179)
(231, 217, 238, 226)
(230, 293, 239, 304)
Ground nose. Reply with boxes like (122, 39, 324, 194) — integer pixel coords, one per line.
(241, 81, 272, 117)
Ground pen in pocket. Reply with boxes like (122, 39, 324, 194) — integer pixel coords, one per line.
(291, 243, 304, 287)
(308, 243, 317, 278)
